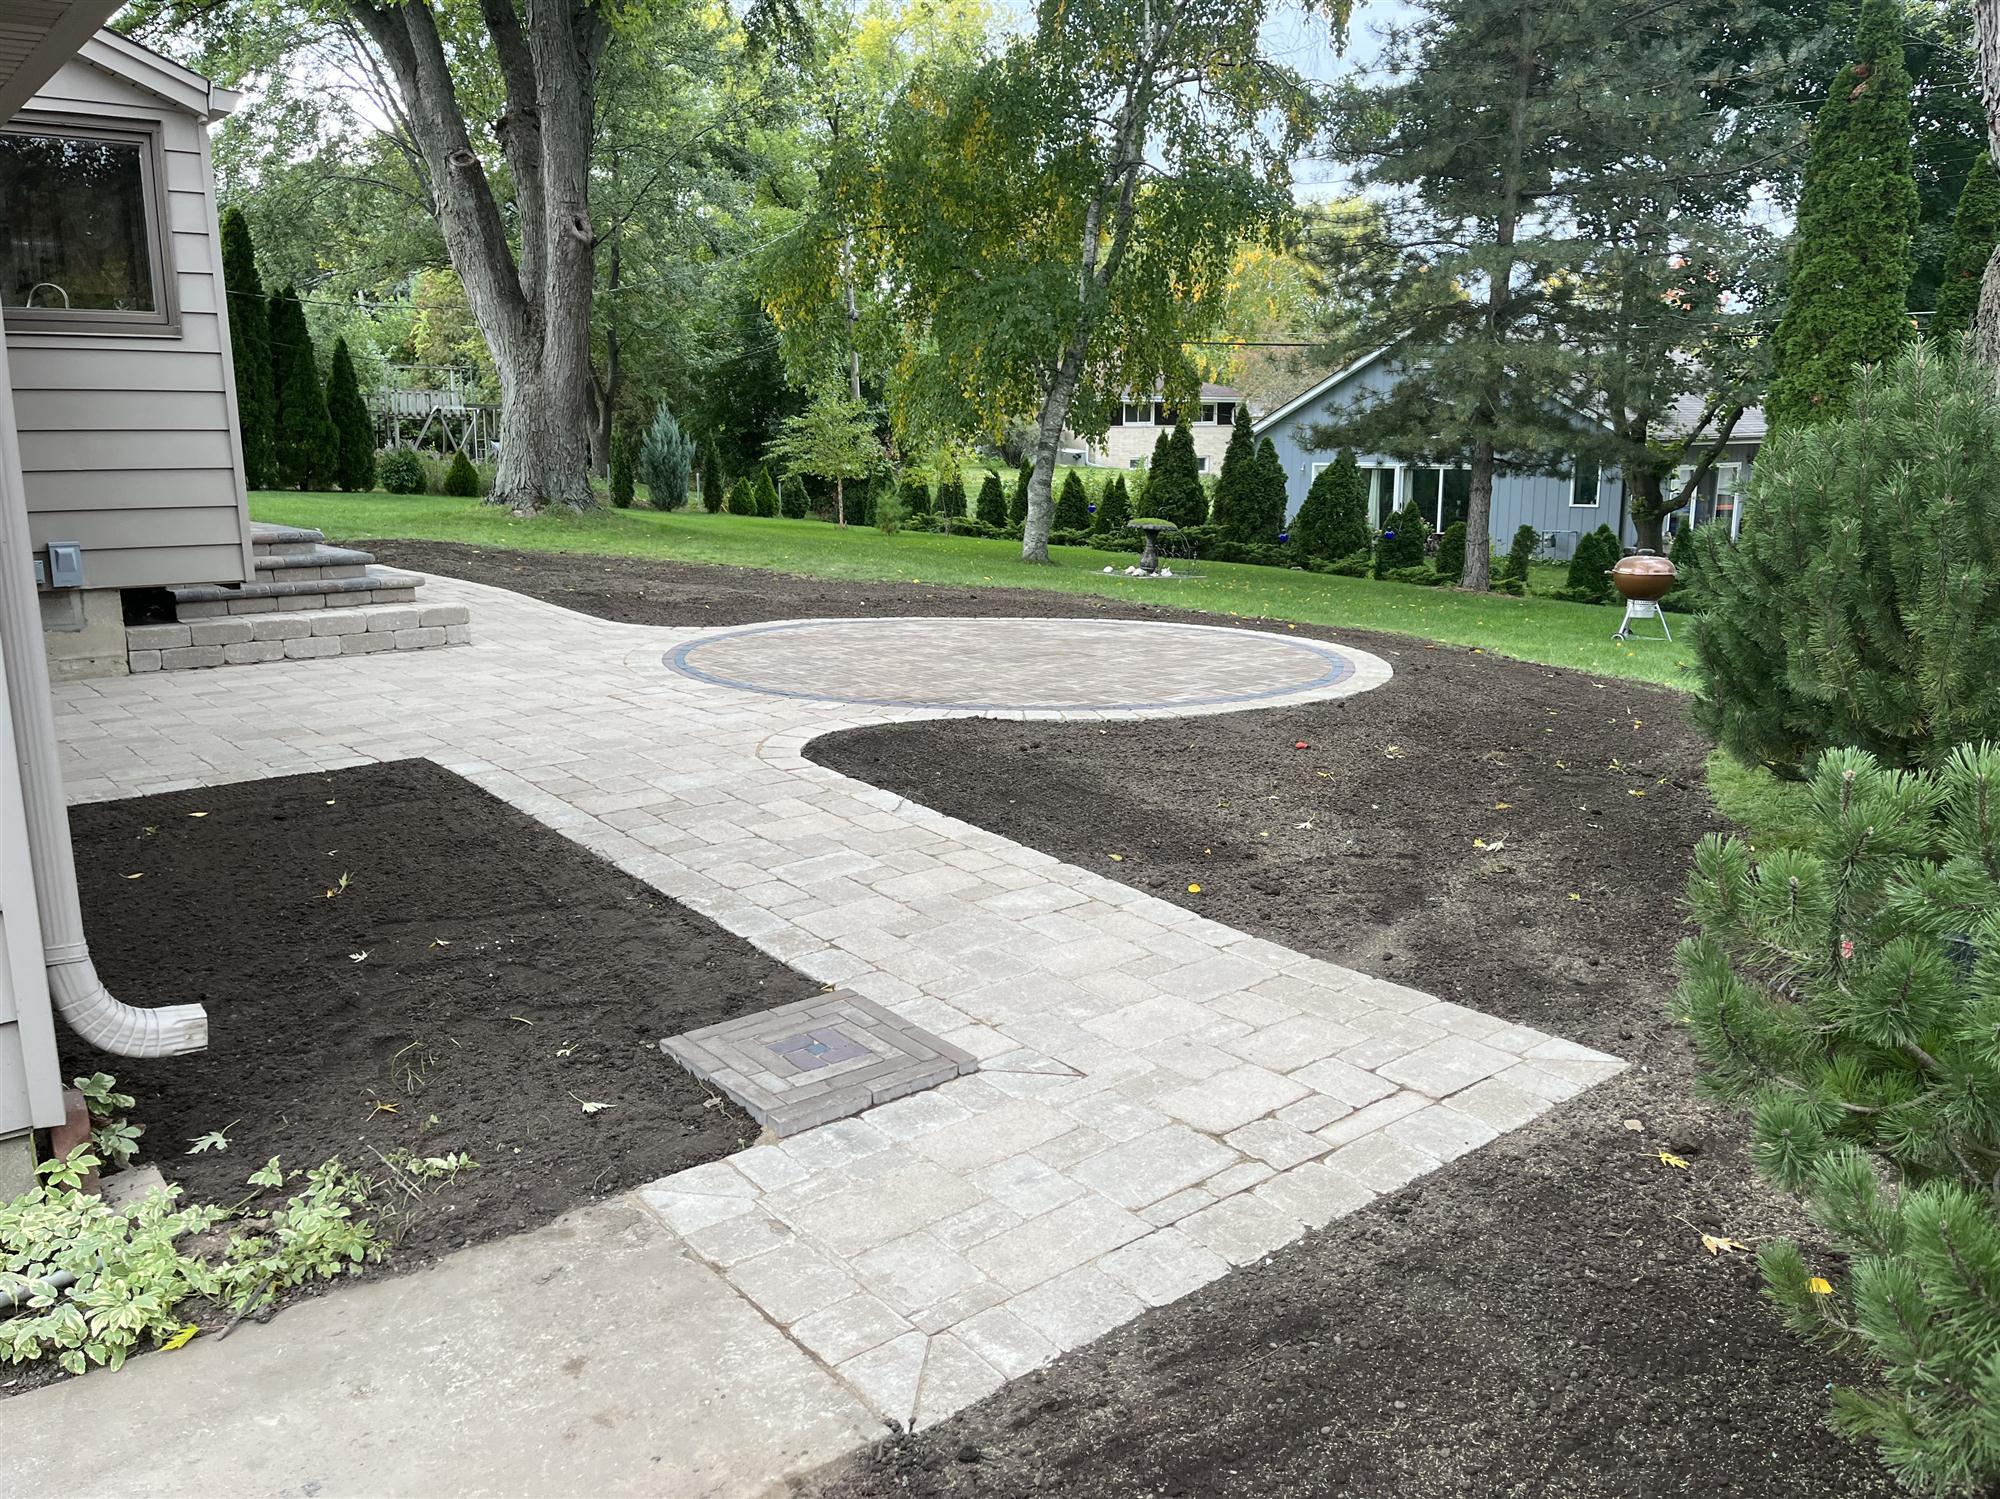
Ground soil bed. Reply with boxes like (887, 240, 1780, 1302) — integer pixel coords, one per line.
(805, 653, 1891, 1496)
(359, 546, 1887, 1494)
(52, 758, 809, 1297)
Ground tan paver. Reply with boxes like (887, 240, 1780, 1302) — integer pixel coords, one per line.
(7, 577, 1624, 1495)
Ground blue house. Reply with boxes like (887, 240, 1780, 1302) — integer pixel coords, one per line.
(1251, 347, 1761, 561)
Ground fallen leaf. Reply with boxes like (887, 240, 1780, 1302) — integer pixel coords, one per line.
(1568, 893, 1582, 901)
(1701, 1233, 1747, 1256)
(429, 938, 452, 949)
(187, 812, 209, 819)
(348, 951, 369, 963)
(1473, 838, 1488, 849)
(125, 873, 144, 880)
(1657, 1150, 1689, 1170)
(509, 1015, 534, 1026)
(1807, 1276, 1835, 1295)
(1494, 802, 1512, 810)
(1294, 741, 1310, 750)
(1623, 1118, 1644, 1132)
(1108, 853, 1124, 862)
(1187, 883, 1202, 894)
(1628, 789, 1646, 798)
(161, 1325, 198, 1352)
(571, 1094, 613, 1115)
(1383, 745, 1405, 759)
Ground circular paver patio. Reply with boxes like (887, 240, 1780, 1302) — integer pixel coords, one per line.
(665, 616, 1384, 714)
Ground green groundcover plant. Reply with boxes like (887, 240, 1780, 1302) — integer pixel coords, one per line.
(1675, 744, 2000, 1494)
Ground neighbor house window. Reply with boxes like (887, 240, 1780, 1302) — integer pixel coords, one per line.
(1122, 402, 1154, 426)
(1569, 458, 1602, 508)
(0, 120, 174, 334)
(1214, 401, 1237, 426)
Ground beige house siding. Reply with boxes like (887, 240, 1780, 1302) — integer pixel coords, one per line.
(1077, 418, 1236, 476)
(5, 47, 251, 591)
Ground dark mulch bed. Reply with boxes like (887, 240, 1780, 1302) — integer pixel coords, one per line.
(361, 538, 1277, 630)
(60, 757, 811, 1270)
(805, 657, 1893, 1497)
(357, 545, 1890, 1495)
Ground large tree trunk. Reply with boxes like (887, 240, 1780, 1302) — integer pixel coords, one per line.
(1973, 0, 2000, 364)
(1018, 17, 1164, 563)
(349, 0, 603, 510)
(1021, 337, 1089, 564)
(1461, 8, 1537, 593)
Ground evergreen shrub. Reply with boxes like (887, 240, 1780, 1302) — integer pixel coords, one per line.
(1676, 743, 2000, 1494)
(1694, 342, 2000, 777)
(378, 446, 425, 495)
(442, 450, 482, 498)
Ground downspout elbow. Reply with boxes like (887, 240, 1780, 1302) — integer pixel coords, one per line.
(45, 943, 206, 1057)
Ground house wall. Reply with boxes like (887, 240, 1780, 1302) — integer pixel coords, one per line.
(1076, 416, 1236, 476)
(1258, 356, 1641, 559)
(6, 55, 251, 594)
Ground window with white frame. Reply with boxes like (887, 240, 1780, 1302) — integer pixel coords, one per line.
(1569, 457, 1603, 508)
(0, 119, 176, 334)
(1214, 401, 1237, 425)
(1122, 402, 1153, 426)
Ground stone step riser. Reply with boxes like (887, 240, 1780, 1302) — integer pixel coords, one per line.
(248, 563, 370, 583)
(127, 603, 471, 674)
(178, 587, 419, 620)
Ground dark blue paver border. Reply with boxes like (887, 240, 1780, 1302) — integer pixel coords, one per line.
(663, 617, 1358, 713)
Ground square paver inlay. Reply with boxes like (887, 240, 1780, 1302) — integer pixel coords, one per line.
(663, 990, 978, 1135)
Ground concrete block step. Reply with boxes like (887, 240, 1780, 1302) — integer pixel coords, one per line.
(247, 521, 327, 547)
(128, 601, 472, 673)
(254, 543, 376, 576)
(171, 566, 425, 619)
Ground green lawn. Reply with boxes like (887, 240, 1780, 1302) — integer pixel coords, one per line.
(251, 491, 1698, 687)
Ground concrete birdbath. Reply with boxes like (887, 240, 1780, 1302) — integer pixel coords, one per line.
(1128, 518, 1179, 575)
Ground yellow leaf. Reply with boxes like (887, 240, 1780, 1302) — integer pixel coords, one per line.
(161, 1325, 198, 1351)
(1494, 802, 1512, 810)
(125, 873, 144, 880)
(187, 811, 209, 819)
(1807, 1276, 1834, 1295)
(1187, 883, 1202, 894)
(1568, 893, 1581, 901)
(1108, 853, 1124, 862)
(1701, 1234, 1747, 1256)
(1473, 838, 1487, 848)
(1657, 1150, 1688, 1169)
(1628, 789, 1646, 798)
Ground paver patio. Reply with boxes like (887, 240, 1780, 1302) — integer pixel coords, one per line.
(2, 578, 1623, 1496)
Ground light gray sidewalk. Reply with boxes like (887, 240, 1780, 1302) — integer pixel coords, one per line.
(2, 579, 1622, 1496)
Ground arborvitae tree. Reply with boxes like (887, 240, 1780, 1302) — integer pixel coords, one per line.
(753, 466, 780, 517)
(1933, 155, 2000, 343)
(1094, 473, 1131, 533)
(323, 338, 376, 493)
(1434, 520, 1468, 581)
(442, 449, 482, 497)
(268, 286, 336, 490)
(1291, 449, 1367, 561)
(609, 426, 636, 509)
(779, 476, 808, 519)
(1765, 0, 1917, 429)
(1676, 743, 2000, 1494)
(1253, 436, 1289, 540)
(899, 472, 933, 518)
(1557, 525, 1623, 604)
(1144, 422, 1206, 529)
(1054, 469, 1090, 531)
(847, 473, 875, 527)
(1503, 523, 1538, 583)
(725, 475, 758, 515)
(638, 405, 695, 511)
(1208, 401, 1261, 540)
(1010, 464, 1032, 530)
(1666, 519, 1699, 597)
(220, 207, 277, 489)
(1373, 503, 1429, 577)
(1695, 341, 2000, 776)
(935, 473, 967, 519)
(976, 470, 1009, 528)
(700, 436, 725, 512)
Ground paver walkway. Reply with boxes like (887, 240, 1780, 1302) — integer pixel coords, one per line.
(4, 578, 1622, 1497)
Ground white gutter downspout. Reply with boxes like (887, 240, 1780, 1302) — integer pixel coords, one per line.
(0, 336, 205, 1057)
